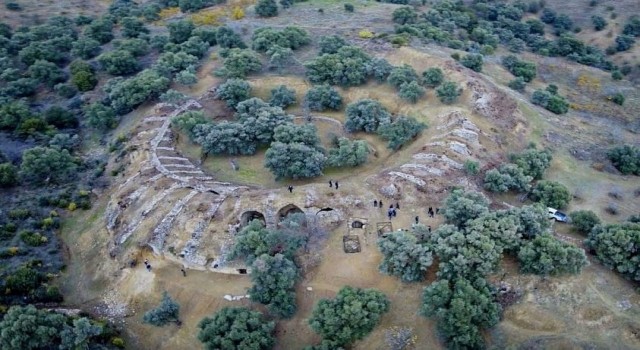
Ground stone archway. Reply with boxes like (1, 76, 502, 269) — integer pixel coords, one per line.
(240, 210, 266, 227)
(277, 204, 304, 224)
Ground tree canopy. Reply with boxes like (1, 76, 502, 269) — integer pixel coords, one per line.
(309, 286, 390, 346)
(441, 189, 490, 228)
(344, 99, 391, 133)
(378, 231, 433, 282)
(197, 307, 275, 350)
(249, 253, 298, 318)
(143, 291, 180, 326)
(518, 233, 588, 276)
(585, 222, 640, 281)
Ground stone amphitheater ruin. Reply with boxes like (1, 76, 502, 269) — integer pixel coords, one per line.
(104, 72, 522, 275)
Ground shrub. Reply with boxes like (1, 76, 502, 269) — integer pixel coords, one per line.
(436, 81, 462, 104)
(531, 88, 569, 114)
(197, 307, 275, 350)
(615, 35, 635, 52)
(387, 64, 419, 89)
(464, 160, 479, 175)
(460, 54, 483, 72)
(250, 254, 298, 318)
(5, 266, 43, 294)
(359, 30, 374, 39)
(378, 231, 432, 282)
(366, 57, 393, 82)
(344, 3, 354, 12)
(326, 138, 369, 168)
(344, 99, 391, 133)
(113, 38, 150, 57)
(483, 163, 533, 193)
(0, 163, 18, 187)
(20, 230, 48, 246)
(377, 116, 426, 150)
(54, 83, 77, 98)
(84, 18, 114, 44)
(531, 180, 571, 209)
(607, 145, 640, 175)
(105, 69, 170, 115)
(268, 85, 296, 108)
(309, 286, 389, 347)
(0, 305, 67, 349)
(592, 15, 607, 31)
(121, 16, 148, 38)
(143, 291, 180, 326)
(70, 61, 98, 92)
(510, 147, 552, 180)
(398, 81, 425, 103)
(501, 55, 537, 82)
(570, 210, 600, 234)
(422, 67, 444, 88)
(610, 93, 625, 106)
(28, 60, 66, 87)
(508, 77, 526, 92)
(304, 85, 342, 111)
(214, 79, 251, 109)
(44, 106, 78, 129)
(255, 0, 278, 17)
(585, 222, 640, 281)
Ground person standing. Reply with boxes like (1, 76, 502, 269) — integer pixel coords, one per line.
(335, 181, 339, 189)
(374, 200, 378, 207)
(288, 185, 293, 193)
(329, 180, 333, 187)
(415, 216, 419, 224)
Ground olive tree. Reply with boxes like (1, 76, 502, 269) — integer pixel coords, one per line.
(309, 286, 389, 346)
(19, 146, 77, 185)
(378, 231, 433, 282)
(217, 48, 262, 78)
(265, 142, 326, 179)
(585, 222, 640, 281)
(214, 79, 251, 109)
(570, 210, 600, 235)
(326, 138, 369, 168)
(250, 253, 298, 318)
(143, 291, 180, 326)
(436, 81, 462, 104)
(422, 67, 444, 87)
(197, 307, 275, 350)
(269, 85, 296, 108)
(518, 233, 588, 275)
(441, 189, 490, 228)
(377, 116, 426, 150)
(344, 99, 391, 133)
(531, 180, 571, 209)
(305, 85, 342, 111)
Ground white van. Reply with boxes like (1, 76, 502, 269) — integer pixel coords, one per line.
(548, 207, 568, 223)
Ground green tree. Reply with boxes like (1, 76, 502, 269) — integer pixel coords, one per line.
(607, 145, 640, 175)
(269, 85, 296, 108)
(501, 55, 537, 82)
(168, 19, 195, 44)
(436, 81, 462, 104)
(121, 16, 149, 38)
(0, 163, 18, 187)
(518, 233, 587, 275)
(377, 116, 426, 150)
(326, 138, 369, 168)
(591, 15, 607, 31)
(422, 67, 444, 88)
(255, 0, 278, 17)
(398, 81, 425, 103)
(304, 46, 371, 86)
(240, 105, 293, 145)
(273, 123, 321, 148)
(431, 225, 502, 280)
(44, 106, 78, 129)
(267, 45, 293, 70)
(441, 189, 490, 228)
(309, 286, 390, 346)
(175, 69, 198, 87)
(531, 180, 571, 209)
(70, 60, 98, 92)
(178, 36, 210, 58)
(153, 51, 199, 76)
(218, 48, 262, 78)
(585, 222, 640, 281)
(611, 93, 625, 106)
(318, 35, 347, 55)
(0, 305, 67, 350)
(172, 110, 209, 139)
(84, 102, 118, 130)
(28, 60, 66, 87)
(421, 277, 501, 350)
(194, 122, 256, 155)
(378, 231, 433, 282)
(98, 50, 140, 75)
(251, 26, 310, 52)
(106, 69, 170, 114)
(214, 79, 251, 109)
(19, 146, 77, 185)
(84, 18, 113, 44)
(143, 291, 180, 326)
(216, 26, 246, 49)
(392, 7, 417, 25)
(570, 210, 600, 234)
(265, 142, 326, 179)
(113, 38, 150, 57)
(508, 77, 526, 92)
(387, 64, 419, 89)
(460, 54, 483, 72)
(344, 99, 391, 133)
(483, 163, 533, 193)
(229, 219, 307, 263)
(197, 307, 275, 350)
(161, 89, 188, 106)
(59, 318, 102, 350)
(304, 85, 343, 111)
(510, 147, 552, 180)
(366, 57, 393, 82)
(71, 37, 102, 59)
(505, 204, 550, 239)
(466, 212, 522, 252)
(193, 26, 218, 45)
(250, 253, 298, 318)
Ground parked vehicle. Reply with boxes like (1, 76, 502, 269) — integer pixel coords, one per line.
(548, 207, 568, 223)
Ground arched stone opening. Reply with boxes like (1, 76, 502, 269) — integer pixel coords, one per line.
(240, 210, 266, 227)
(277, 204, 304, 224)
(352, 220, 365, 229)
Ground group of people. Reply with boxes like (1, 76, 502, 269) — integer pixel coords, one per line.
(328, 180, 339, 189)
